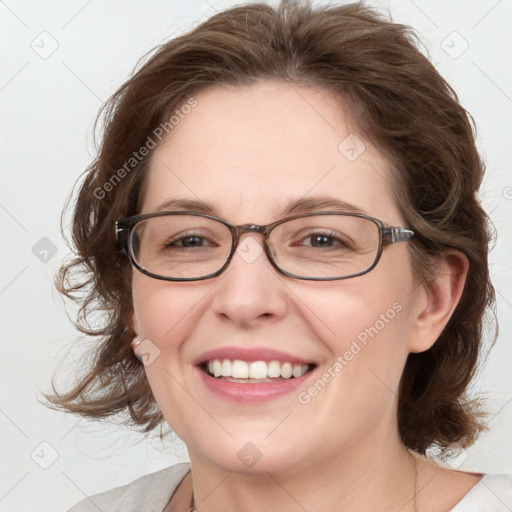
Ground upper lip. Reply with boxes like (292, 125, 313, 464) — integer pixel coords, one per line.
(193, 346, 315, 366)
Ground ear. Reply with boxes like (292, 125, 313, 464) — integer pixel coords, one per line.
(409, 250, 469, 354)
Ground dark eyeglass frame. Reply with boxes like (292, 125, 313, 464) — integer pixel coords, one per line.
(115, 211, 414, 282)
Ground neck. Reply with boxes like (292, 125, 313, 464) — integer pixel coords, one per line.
(185, 431, 418, 512)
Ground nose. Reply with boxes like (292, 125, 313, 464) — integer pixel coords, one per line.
(210, 233, 289, 327)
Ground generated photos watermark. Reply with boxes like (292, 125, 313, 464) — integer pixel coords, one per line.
(93, 97, 198, 200)
(297, 301, 403, 405)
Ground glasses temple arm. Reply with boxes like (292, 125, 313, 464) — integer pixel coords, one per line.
(115, 222, 129, 254)
(382, 227, 415, 245)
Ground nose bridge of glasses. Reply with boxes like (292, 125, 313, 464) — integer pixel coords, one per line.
(233, 223, 269, 243)
(229, 224, 273, 265)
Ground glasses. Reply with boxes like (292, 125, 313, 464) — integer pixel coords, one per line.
(115, 211, 414, 282)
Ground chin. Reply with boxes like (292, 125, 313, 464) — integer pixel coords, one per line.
(187, 432, 315, 476)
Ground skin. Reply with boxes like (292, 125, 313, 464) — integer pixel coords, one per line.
(131, 80, 479, 511)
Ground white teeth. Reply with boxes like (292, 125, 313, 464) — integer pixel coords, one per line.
(267, 360, 281, 378)
(221, 359, 232, 377)
(212, 359, 222, 377)
(292, 364, 304, 378)
(280, 362, 293, 379)
(205, 359, 310, 380)
(231, 360, 249, 378)
(249, 361, 267, 379)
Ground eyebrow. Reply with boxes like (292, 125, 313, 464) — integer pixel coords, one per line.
(155, 196, 366, 218)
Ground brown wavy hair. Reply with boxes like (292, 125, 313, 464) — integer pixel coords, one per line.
(44, 0, 496, 454)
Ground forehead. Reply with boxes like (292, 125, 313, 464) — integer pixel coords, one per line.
(143, 80, 401, 224)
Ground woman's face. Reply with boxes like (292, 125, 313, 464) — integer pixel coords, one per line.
(131, 80, 423, 474)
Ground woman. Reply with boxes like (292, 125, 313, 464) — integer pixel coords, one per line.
(46, 1, 512, 510)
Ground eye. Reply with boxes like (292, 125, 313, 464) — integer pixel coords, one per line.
(164, 232, 216, 249)
(304, 233, 337, 248)
(297, 231, 352, 249)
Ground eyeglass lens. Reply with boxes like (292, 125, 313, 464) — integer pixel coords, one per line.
(129, 214, 381, 280)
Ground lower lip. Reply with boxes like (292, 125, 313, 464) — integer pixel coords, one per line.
(196, 367, 314, 402)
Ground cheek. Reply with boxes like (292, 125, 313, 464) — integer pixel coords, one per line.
(323, 290, 411, 387)
(291, 290, 413, 443)
(310, 268, 412, 346)
(131, 277, 199, 394)
(130, 277, 201, 434)
(302, 259, 417, 394)
(131, 276, 206, 339)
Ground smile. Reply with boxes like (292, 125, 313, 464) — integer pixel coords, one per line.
(194, 347, 318, 401)
(204, 359, 312, 381)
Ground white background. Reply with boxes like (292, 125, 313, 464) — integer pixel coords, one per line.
(1, 1, 511, 510)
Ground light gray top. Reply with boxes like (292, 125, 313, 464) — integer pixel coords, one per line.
(67, 463, 190, 512)
(68, 463, 512, 512)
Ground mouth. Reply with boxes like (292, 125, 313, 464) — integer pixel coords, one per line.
(201, 359, 316, 383)
(194, 347, 318, 402)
